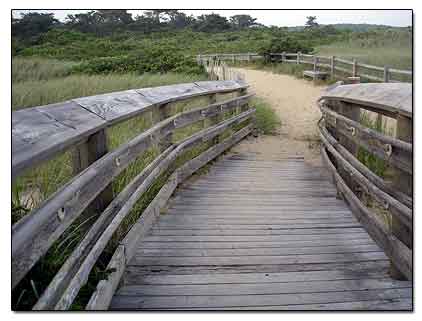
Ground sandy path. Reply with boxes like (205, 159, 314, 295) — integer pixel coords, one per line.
(231, 68, 326, 165)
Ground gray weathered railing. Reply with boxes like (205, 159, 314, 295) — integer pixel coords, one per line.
(318, 82, 412, 281)
(12, 80, 256, 310)
(198, 53, 412, 83)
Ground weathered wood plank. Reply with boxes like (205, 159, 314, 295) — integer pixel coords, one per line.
(168, 299, 412, 310)
(110, 288, 411, 309)
(136, 239, 377, 252)
(123, 268, 391, 285)
(86, 118, 254, 309)
(73, 90, 153, 122)
(319, 83, 412, 118)
(12, 101, 106, 179)
(135, 244, 380, 257)
(116, 278, 409, 297)
(129, 252, 387, 266)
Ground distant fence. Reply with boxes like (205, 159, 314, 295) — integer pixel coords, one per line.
(197, 52, 412, 83)
(197, 56, 245, 82)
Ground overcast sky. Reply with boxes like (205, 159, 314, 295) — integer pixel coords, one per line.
(12, 9, 412, 27)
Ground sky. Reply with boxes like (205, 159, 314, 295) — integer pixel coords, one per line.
(12, 9, 412, 27)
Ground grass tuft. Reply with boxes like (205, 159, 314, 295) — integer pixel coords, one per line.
(252, 98, 281, 135)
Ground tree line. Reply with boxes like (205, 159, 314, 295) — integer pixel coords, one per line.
(12, 10, 263, 44)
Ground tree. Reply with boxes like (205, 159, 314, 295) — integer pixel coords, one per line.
(305, 16, 318, 29)
(96, 10, 132, 24)
(193, 13, 231, 32)
(229, 14, 258, 29)
(12, 12, 59, 43)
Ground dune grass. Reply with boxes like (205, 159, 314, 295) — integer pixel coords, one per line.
(252, 98, 281, 135)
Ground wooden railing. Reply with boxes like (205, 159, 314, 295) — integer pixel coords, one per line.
(198, 53, 412, 83)
(12, 80, 255, 310)
(318, 82, 412, 280)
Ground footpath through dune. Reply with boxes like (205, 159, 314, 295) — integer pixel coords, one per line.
(231, 68, 327, 166)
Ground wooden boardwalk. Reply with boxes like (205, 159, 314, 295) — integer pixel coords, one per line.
(110, 153, 412, 310)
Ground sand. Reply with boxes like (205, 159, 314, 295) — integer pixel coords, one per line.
(230, 68, 327, 166)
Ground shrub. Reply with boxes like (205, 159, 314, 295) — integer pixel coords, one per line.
(71, 48, 205, 75)
(258, 37, 314, 63)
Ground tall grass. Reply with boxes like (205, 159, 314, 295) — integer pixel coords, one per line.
(12, 57, 78, 83)
(316, 30, 412, 69)
(253, 98, 281, 135)
(12, 71, 207, 110)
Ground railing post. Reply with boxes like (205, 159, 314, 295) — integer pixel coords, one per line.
(248, 52, 252, 62)
(208, 93, 221, 145)
(158, 103, 174, 151)
(297, 52, 301, 64)
(330, 56, 335, 79)
(282, 52, 286, 63)
(313, 56, 318, 72)
(390, 114, 412, 280)
(72, 129, 113, 216)
(352, 59, 357, 77)
(327, 101, 360, 197)
(384, 66, 390, 83)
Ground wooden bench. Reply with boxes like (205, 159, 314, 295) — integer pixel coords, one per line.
(303, 70, 329, 81)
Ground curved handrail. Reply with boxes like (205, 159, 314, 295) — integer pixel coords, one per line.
(12, 80, 255, 310)
(318, 82, 412, 280)
(12, 80, 248, 179)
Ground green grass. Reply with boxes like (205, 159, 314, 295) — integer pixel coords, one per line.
(316, 29, 412, 70)
(12, 57, 78, 83)
(357, 111, 391, 178)
(12, 58, 207, 110)
(253, 97, 281, 135)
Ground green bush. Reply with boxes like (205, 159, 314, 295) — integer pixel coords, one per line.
(259, 37, 314, 63)
(71, 49, 205, 75)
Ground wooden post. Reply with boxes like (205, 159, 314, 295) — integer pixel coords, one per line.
(72, 129, 113, 217)
(352, 59, 357, 77)
(248, 52, 251, 62)
(390, 114, 412, 280)
(208, 94, 221, 145)
(297, 52, 301, 64)
(313, 56, 318, 72)
(384, 66, 390, 83)
(282, 52, 286, 63)
(157, 103, 173, 151)
(328, 101, 361, 196)
(232, 54, 235, 63)
(330, 56, 335, 79)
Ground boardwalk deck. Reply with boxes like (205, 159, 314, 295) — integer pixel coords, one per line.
(109, 153, 412, 311)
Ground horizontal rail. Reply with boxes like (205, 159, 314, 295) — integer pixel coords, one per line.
(319, 126, 411, 228)
(86, 123, 254, 310)
(197, 53, 412, 83)
(12, 92, 254, 289)
(321, 147, 411, 280)
(12, 80, 248, 180)
(319, 83, 412, 281)
(321, 106, 412, 174)
(33, 108, 255, 309)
